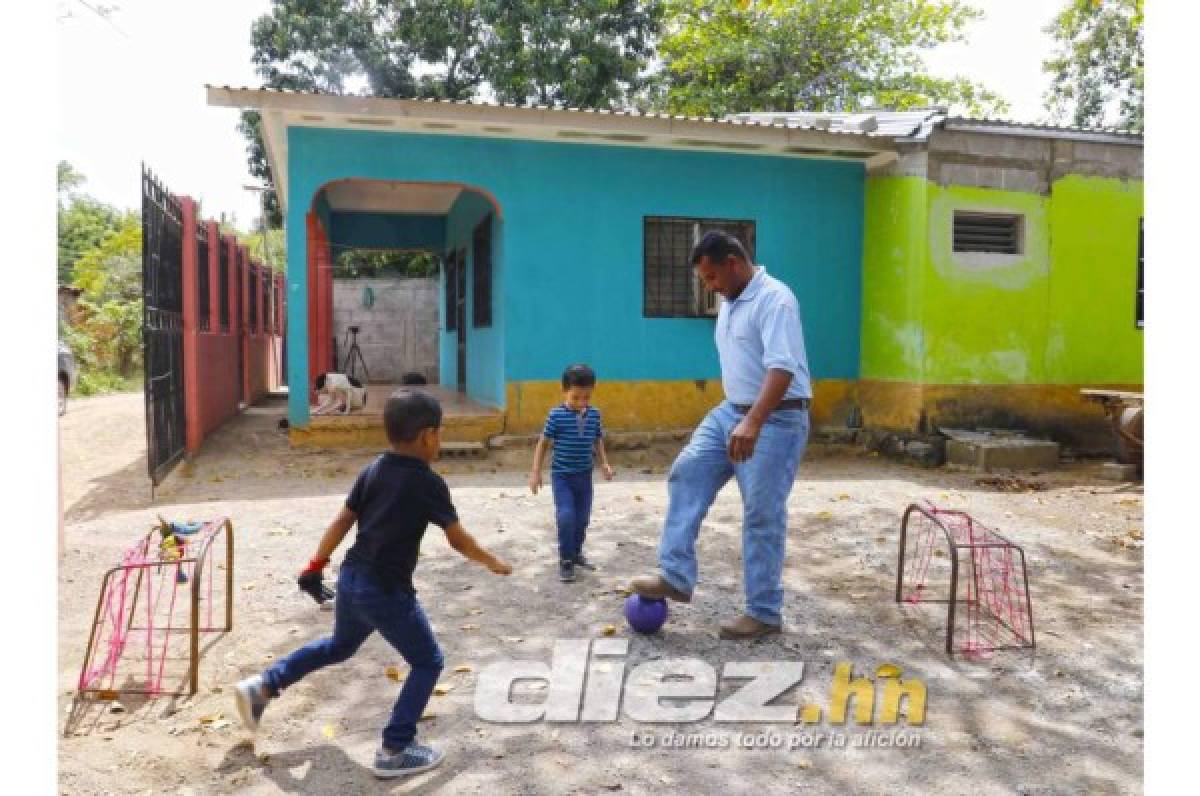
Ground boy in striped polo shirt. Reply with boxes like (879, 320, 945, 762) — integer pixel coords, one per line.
(529, 364, 614, 582)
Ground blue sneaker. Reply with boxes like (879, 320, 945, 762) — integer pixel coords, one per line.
(234, 674, 272, 732)
(372, 743, 445, 778)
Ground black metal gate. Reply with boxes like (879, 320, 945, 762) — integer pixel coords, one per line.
(141, 166, 186, 487)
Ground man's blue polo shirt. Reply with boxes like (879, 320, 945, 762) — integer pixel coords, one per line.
(714, 265, 812, 404)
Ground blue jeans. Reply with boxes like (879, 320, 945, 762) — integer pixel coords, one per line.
(552, 470, 594, 561)
(657, 401, 809, 626)
(262, 564, 444, 750)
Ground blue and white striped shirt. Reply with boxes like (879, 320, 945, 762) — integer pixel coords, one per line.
(542, 405, 604, 474)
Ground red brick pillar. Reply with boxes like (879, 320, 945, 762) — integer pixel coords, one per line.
(239, 244, 251, 404)
(180, 196, 202, 455)
(207, 221, 220, 337)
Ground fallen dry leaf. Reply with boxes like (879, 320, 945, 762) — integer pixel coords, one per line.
(198, 712, 223, 725)
(454, 664, 473, 673)
(797, 759, 812, 770)
(460, 624, 479, 631)
(602, 624, 618, 636)
(386, 666, 404, 682)
(816, 511, 834, 521)
(433, 684, 453, 696)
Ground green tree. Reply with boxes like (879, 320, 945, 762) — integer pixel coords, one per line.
(66, 211, 145, 385)
(240, 0, 664, 225)
(655, 0, 1007, 118)
(1042, 0, 1143, 132)
(57, 160, 120, 284)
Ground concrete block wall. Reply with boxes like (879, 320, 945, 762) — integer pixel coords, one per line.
(332, 277, 439, 384)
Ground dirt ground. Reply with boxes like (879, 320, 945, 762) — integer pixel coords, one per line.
(57, 393, 1144, 795)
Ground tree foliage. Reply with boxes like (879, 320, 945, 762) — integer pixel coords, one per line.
(57, 160, 120, 284)
(1042, 0, 1143, 132)
(241, 0, 663, 227)
(335, 249, 439, 279)
(655, 0, 1006, 118)
(57, 162, 144, 392)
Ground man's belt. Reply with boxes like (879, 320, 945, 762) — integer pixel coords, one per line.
(731, 398, 810, 413)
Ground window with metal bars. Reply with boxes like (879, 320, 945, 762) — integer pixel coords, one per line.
(218, 240, 230, 332)
(1136, 218, 1144, 329)
(196, 227, 210, 332)
(643, 217, 756, 317)
(952, 212, 1023, 255)
(473, 215, 493, 328)
(445, 251, 458, 332)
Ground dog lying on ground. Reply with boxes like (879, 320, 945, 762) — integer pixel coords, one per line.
(312, 373, 367, 415)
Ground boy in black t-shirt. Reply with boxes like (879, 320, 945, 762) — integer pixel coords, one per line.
(234, 389, 511, 779)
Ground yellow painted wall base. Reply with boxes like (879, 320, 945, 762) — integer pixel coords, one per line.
(288, 378, 1136, 453)
(290, 411, 504, 448)
(504, 379, 858, 434)
(858, 379, 1142, 449)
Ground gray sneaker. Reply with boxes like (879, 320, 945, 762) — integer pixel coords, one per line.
(573, 553, 596, 571)
(234, 674, 272, 732)
(373, 743, 445, 778)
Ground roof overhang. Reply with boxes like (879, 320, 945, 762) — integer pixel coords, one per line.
(207, 86, 900, 213)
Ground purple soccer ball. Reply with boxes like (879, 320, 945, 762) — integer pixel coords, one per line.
(624, 594, 668, 634)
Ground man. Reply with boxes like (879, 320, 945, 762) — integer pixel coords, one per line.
(630, 230, 811, 640)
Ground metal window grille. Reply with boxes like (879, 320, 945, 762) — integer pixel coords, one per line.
(195, 224, 210, 332)
(217, 240, 230, 332)
(1136, 218, 1144, 329)
(473, 215, 493, 328)
(953, 212, 1022, 255)
(643, 217, 756, 317)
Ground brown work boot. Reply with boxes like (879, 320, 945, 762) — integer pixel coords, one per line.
(718, 614, 782, 640)
(630, 572, 692, 603)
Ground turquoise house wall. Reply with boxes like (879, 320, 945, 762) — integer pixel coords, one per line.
(286, 126, 865, 422)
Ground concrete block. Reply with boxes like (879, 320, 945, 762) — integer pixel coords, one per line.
(1100, 462, 1140, 482)
(999, 168, 1044, 193)
(945, 437, 1059, 472)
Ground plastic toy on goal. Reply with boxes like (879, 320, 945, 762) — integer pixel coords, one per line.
(895, 501, 1034, 658)
(77, 518, 234, 697)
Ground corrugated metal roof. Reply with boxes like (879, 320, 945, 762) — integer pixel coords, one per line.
(210, 86, 1142, 144)
(731, 109, 945, 139)
(207, 85, 885, 138)
(943, 116, 1142, 144)
(731, 109, 1142, 145)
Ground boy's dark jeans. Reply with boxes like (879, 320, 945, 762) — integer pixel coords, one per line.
(552, 470, 593, 561)
(262, 564, 444, 750)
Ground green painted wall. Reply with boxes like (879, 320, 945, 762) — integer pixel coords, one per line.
(860, 176, 927, 381)
(861, 174, 1143, 386)
(1045, 175, 1144, 383)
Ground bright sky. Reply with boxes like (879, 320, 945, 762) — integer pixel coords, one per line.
(57, 0, 1061, 224)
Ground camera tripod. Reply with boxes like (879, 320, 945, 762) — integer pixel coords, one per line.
(341, 326, 370, 384)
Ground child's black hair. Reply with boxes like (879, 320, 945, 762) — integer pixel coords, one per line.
(561, 364, 596, 390)
(383, 389, 443, 443)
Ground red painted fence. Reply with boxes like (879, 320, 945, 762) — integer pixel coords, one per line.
(179, 198, 284, 455)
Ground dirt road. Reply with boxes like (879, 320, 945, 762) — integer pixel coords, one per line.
(58, 396, 1144, 795)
